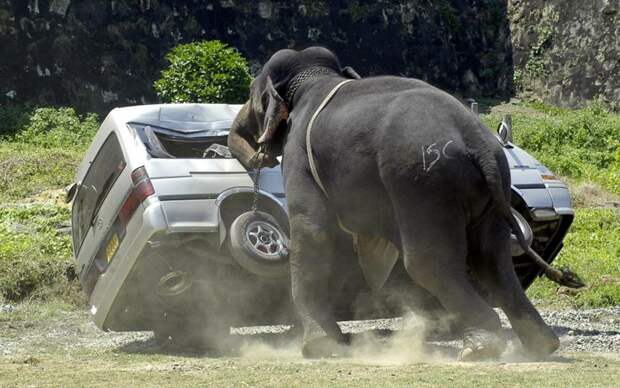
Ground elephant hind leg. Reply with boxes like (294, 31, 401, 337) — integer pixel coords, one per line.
(471, 215, 559, 358)
(394, 200, 504, 360)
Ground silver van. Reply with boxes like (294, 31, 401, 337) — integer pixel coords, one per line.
(68, 104, 293, 344)
(68, 103, 574, 346)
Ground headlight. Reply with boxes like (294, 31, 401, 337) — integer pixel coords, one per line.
(531, 208, 559, 221)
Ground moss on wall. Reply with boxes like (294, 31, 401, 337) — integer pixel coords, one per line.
(509, 0, 619, 109)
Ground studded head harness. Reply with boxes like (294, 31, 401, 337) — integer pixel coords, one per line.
(284, 67, 334, 107)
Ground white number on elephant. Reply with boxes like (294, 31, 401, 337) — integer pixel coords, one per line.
(422, 140, 454, 172)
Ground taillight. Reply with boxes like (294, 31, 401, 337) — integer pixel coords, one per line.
(118, 166, 155, 226)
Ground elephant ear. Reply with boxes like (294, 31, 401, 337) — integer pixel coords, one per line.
(342, 66, 361, 79)
(257, 77, 289, 144)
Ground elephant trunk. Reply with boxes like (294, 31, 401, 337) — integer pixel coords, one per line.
(228, 102, 260, 168)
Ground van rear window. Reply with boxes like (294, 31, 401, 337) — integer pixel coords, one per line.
(72, 133, 126, 253)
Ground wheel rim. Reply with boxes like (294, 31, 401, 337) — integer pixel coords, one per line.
(245, 220, 286, 260)
(156, 270, 192, 297)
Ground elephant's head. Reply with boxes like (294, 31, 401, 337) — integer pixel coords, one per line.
(228, 47, 360, 169)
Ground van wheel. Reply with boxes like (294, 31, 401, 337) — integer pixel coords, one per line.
(228, 211, 289, 279)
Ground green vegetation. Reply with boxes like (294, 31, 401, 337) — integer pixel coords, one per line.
(0, 203, 78, 303)
(481, 102, 620, 195)
(14, 107, 98, 149)
(527, 208, 620, 307)
(0, 103, 33, 137)
(154, 40, 252, 104)
(0, 106, 94, 304)
(0, 106, 96, 202)
(512, 6, 558, 92)
(0, 142, 83, 202)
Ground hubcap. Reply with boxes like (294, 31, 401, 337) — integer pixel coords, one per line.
(246, 220, 286, 260)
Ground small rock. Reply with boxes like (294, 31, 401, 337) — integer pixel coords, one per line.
(557, 286, 580, 296)
(1, 305, 15, 313)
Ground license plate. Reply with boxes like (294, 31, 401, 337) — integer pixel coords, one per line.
(105, 233, 120, 263)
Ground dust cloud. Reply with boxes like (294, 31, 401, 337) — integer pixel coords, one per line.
(230, 312, 457, 365)
(347, 313, 454, 365)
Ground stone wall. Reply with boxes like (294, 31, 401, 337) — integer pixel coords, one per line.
(509, 0, 619, 109)
(0, 0, 512, 113)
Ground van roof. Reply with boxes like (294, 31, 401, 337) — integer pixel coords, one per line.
(110, 103, 243, 133)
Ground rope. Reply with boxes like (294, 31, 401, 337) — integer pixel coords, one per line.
(305, 79, 354, 199)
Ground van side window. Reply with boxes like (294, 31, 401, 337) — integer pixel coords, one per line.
(72, 133, 126, 253)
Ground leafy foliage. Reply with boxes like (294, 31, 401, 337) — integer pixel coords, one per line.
(154, 40, 252, 104)
(15, 107, 99, 148)
(0, 103, 34, 137)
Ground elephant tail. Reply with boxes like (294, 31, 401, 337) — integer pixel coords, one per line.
(472, 147, 585, 289)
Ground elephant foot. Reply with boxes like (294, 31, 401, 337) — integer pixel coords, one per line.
(459, 328, 506, 362)
(300, 322, 350, 359)
(520, 327, 560, 360)
(302, 334, 349, 359)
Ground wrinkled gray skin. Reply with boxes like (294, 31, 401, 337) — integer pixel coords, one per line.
(228, 47, 559, 360)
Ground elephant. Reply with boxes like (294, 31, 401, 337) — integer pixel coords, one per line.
(228, 47, 581, 360)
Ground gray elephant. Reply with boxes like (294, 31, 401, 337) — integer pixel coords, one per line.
(228, 47, 581, 360)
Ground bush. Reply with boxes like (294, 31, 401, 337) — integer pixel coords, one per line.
(0, 103, 34, 138)
(0, 204, 77, 302)
(16, 107, 99, 148)
(154, 40, 252, 103)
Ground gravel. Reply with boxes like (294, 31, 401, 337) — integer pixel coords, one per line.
(540, 307, 620, 353)
(1, 307, 618, 357)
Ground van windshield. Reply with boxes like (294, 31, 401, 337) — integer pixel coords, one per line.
(72, 133, 126, 253)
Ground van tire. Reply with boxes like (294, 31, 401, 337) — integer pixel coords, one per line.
(228, 211, 289, 279)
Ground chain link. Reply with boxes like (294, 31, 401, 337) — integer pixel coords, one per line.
(251, 144, 267, 212)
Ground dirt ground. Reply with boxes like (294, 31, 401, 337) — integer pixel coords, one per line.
(1, 304, 619, 387)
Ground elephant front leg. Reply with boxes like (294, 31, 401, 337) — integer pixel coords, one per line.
(288, 209, 348, 358)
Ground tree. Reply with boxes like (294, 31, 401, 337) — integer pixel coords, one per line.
(154, 40, 252, 104)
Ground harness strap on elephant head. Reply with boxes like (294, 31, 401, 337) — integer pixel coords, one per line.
(285, 67, 334, 107)
(305, 79, 354, 199)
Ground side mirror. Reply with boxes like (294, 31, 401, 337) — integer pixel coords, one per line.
(497, 114, 513, 145)
(467, 98, 478, 115)
(65, 182, 80, 203)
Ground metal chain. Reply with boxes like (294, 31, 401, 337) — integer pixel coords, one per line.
(251, 145, 266, 212)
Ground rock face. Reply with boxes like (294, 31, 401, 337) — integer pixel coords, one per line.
(0, 0, 513, 113)
(509, 0, 619, 109)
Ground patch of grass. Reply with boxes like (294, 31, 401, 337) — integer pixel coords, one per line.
(0, 203, 80, 303)
(481, 102, 620, 195)
(0, 142, 83, 202)
(528, 208, 620, 307)
(0, 299, 79, 323)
